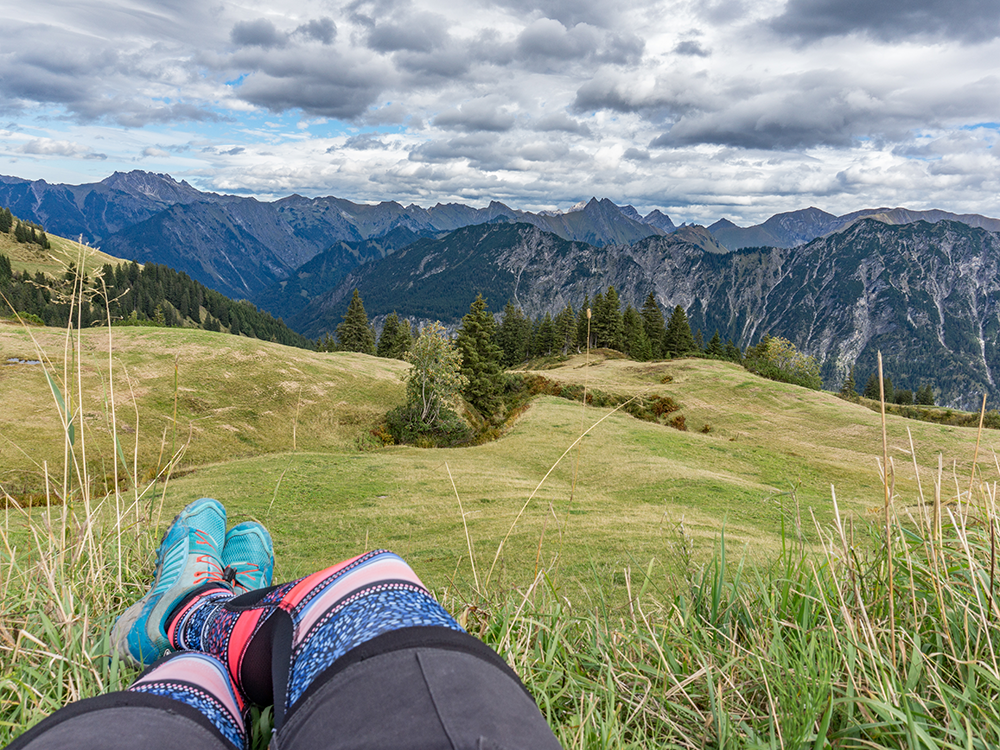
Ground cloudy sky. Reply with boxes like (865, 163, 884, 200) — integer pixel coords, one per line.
(1, 0, 999, 225)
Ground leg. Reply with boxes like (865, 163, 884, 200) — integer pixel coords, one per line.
(170, 550, 561, 749)
(6, 652, 245, 750)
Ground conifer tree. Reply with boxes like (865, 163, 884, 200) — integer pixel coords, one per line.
(0, 252, 11, 284)
(623, 305, 652, 361)
(336, 289, 376, 354)
(0, 208, 11, 233)
(839, 366, 858, 400)
(693, 328, 704, 352)
(640, 292, 666, 359)
(377, 312, 402, 358)
(456, 294, 504, 419)
(706, 331, 724, 357)
(554, 303, 576, 354)
(915, 383, 935, 406)
(392, 319, 413, 359)
(663, 305, 695, 356)
(532, 312, 556, 356)
(724, 340, 741, 362)
(496, 301, 531, 366)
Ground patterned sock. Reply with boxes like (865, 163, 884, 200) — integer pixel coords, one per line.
(127, 651, 247, 750)
(168, 550, 464, 722)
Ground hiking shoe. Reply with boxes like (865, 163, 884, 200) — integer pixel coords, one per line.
(222, 521, 274, 592)
(111, 498, 228, 666)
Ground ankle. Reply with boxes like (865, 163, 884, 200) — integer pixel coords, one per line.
(167, 584, 233, 651)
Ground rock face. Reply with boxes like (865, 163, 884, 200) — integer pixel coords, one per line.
(0, 172, 669, 299)
(312, 218, 1000, 410)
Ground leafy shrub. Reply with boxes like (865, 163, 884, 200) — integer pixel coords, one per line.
(743, 335, 822, 390)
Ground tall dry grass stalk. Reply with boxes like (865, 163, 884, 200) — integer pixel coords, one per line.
(0, 255, 183, 743)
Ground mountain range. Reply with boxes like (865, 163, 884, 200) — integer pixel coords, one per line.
(4, 170, 1000, 408)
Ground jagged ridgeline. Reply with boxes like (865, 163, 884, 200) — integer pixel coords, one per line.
(303, 219, 1000, 411)
(0, 253, 314, 350)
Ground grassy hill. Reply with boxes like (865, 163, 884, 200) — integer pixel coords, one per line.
(0, 228, 123, 278)
(5, 323, 1000, 747)
(2, 325, 990, 589)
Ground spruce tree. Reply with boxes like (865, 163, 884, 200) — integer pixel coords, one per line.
(706, 331, 724, 357)
(456, 294, 504, 420)
(623, 305, 652, 361)
(640, 292, 666, 359)
(915, 383, 935, 406)
(0, 208, 11, 233)
(497, 301, 531, 366)
(533, 312, 556, 356)
(663, 305, 695, 356)
(392, 319, 413, 359)
(724, 340, 741, 362)
(336, 289, 376, 354)
(839, 366, 857, 400)
(0, 252, 11, 284)
(554, 303, 576, 354)
(377, 312, 401, 358)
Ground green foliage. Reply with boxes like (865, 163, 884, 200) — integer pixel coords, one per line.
(456, 294, 504, 420)
(916, 383, 935, 406)
(591, 285, 624, 350)
(400, 321, 468, 430)
(622, 305, 653, 361)
(664, 304, 695, 356)
(575, 297, 591, 350)
(894, 388, 913, 405)
(496, 301, 532, 366)
(839, 366, 858, 400)
(744, 334, 822, 390)
(377, 312, 412, 359)
(863, 372, 894, 402)
(641, 292, 666, 358)
(705, 330, 725, 358)
(336, 289, 376, 354)
(0, 207, 12, 233)
(553, 303, 576, 354)
(0, 252, 11, 284)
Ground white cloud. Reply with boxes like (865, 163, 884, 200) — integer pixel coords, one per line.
(1, 0, 999, 225)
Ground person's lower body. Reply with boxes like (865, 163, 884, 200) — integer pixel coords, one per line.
(7, 500, 561, 750)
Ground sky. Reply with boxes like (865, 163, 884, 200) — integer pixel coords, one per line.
(1, 0, 999, 226)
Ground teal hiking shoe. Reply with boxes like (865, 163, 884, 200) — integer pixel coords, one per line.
(111, 498, 228, 666)
(222, 521, 274, 592)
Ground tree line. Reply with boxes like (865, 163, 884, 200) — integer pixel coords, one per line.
(0, 207, 50, 249)
(0, 254, 315, 350)
(839, 367, 936, 407)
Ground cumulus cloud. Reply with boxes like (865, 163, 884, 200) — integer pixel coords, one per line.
(769, 0, 1000, 43)
(231, 19, 287, 48)
(433, 99, 517, 132)
(20, 138, 106, 159)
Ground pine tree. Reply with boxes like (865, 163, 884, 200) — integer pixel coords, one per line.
(593, 286, 624, 350)
(839, 366, 857, 400)
(377, 312, 401, 358)
(693, 328, 704, 352)
(862, 373, 893, 402)
(0, 208, 11, 233)
(532, 312, 556, 356)
(554, 303, 576, 354)
(456, 294, 504, 420)
(336, 289, 376, 354)
(622, 305, 652, 361)
(724, 340, 741, 362)
(640, 292, 666, 359)
(392, 319, 413, 359)
(706, 331, 724, 357)
(915, 383, 935, 406)
(663, 305, 695, 356)
(496, 301, 531, 366)
(0, 253, 11, 284)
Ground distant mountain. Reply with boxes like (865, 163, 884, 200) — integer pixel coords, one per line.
(307, 218, 1000, 410)
(0, 172, 672, 300)
(709, 206, 1000, 250)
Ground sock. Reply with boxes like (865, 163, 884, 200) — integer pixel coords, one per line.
(128, 651, 247, 750)
(167, 550, 464, 722)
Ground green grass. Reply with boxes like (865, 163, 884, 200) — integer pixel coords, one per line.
(5, 322, 1000, 747)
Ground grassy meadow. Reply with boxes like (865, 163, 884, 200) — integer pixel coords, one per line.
(4, 315, 1000, 747)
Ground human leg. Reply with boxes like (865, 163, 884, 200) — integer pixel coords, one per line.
(167, 549, 561, 749)
(6, 651, 245, 750)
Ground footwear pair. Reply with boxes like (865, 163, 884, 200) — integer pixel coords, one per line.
(111, 498, 274, 667)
